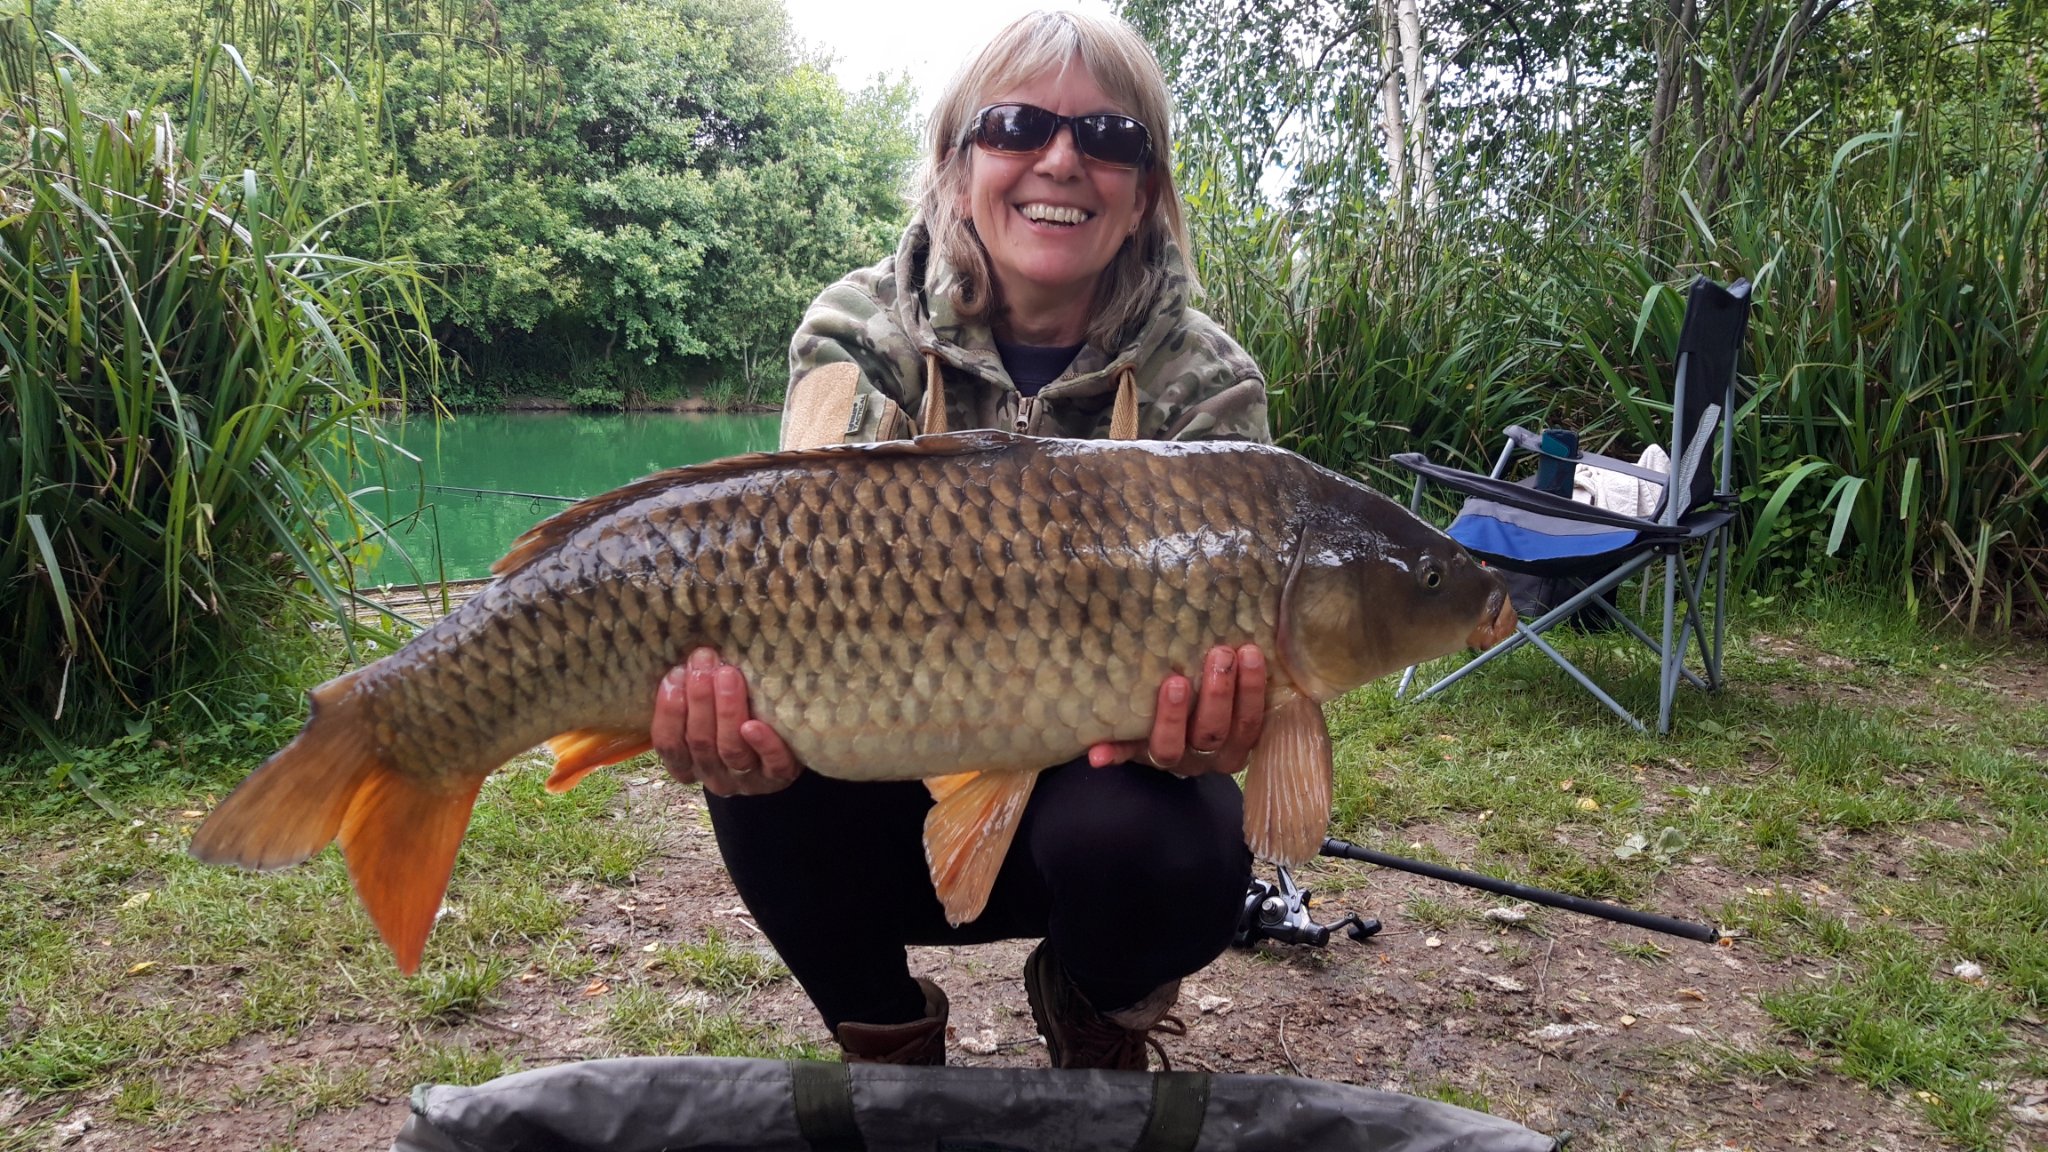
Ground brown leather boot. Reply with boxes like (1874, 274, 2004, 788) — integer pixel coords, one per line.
(833, 977, 948, 1065)
(1023, 942, 1186, 1071)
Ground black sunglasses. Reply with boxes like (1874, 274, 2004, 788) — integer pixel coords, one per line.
(966, 103, 1154, 169)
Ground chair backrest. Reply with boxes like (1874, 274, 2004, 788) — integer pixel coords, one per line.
(1668, 277, 1752, 517)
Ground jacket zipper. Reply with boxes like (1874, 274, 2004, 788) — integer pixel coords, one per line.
(1013, 395, 1037, 434)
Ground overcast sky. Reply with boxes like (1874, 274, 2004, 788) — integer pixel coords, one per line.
(780, 0, 1116, 122)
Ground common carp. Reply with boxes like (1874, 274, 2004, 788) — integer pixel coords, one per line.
(192, 431, 1513, 972)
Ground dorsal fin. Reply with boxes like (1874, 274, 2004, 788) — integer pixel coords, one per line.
(489, 429, 1027, 577)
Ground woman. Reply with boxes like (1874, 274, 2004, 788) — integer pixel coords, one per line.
(650, 10, 1274, 1071)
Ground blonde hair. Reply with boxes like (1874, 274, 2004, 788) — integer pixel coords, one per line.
(918, 10, 1194, 349)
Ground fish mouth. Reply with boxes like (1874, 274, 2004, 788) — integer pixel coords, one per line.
(1467, 586, 1516, 651)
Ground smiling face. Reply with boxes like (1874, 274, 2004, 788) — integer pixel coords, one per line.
(961, 58, 1152, 337)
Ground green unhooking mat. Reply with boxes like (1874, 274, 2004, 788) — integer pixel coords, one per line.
(390, 1057, 1559, 1151)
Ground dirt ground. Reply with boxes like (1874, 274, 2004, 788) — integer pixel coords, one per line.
(35, 634, 2048, 1152)
(40, 800, 1954, 1151)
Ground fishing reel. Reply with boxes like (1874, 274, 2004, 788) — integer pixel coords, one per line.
(1233, 863, 1380, 949)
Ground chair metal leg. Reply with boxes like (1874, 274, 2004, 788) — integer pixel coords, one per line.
(1405, 626, 1535, 702)
(1712, 527, 1730, 687)
(1396, 528, 1733, 737)
(1518, 554, 1652, 633)
(1399, 475, 1428, 701)
(1403, 553, 1650, 706)
(1658, 551, 1681, 735)
(1585, 593, 1707, 691)
(1517, 625, 1647, 732)
(1678, 552, 1717, 686)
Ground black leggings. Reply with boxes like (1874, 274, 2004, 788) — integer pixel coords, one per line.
(703, 760, 1251, 1031)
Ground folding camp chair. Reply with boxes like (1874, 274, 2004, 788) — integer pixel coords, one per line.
(1389, 277, 1753, 735)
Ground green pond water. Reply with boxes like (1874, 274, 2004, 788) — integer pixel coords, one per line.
(341, 411, 780, 585)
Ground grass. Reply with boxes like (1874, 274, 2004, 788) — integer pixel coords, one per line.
(409, 957, 516, 1023)
(399, 1040, 523, 1089)
(600, 984, 814, 1059)
(0, 739, 694, 1104)
(1418, 1079, 1493, 1114)
(649, 928, 788, 995)
(1401, 897, 1465, 933)
(1327, 588, 2047, 1148)
(258, 1062, 376, 1122)
(1606, 938, 1670, 963)
(1667, 1038, 1817, 1086)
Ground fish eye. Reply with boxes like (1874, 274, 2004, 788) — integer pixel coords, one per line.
(1421, 564, 1443, 590)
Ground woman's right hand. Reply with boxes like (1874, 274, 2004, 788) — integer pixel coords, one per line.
(651, 647, 803, 797)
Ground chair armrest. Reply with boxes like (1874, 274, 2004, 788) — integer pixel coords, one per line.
(1574, 449, 1668, 486)
(1501, 426, 1668, 486)
(1389, 452, 1687, 536)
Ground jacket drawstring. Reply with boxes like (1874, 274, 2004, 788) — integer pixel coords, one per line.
(920, 351, 948, 436)
(1109, 367, 1139, 440)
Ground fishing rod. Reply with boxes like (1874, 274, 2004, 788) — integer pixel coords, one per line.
(1320, 837, 1723, 942)
(1237, 836, 1724, 950)
(422, 483, 581, 503)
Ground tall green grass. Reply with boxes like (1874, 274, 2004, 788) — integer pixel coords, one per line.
(1179, 107, 2047, 629)
(0, 19, 438, 743)
(1728, 118, 2045, 627)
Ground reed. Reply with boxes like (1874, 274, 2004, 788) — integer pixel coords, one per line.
(0, 20, 439, 742)
(1723, 117, 2046, 628)
(1180, 99, 2046, 629)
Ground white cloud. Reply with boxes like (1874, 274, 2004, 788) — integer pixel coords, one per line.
(782, 0, 1116, 122)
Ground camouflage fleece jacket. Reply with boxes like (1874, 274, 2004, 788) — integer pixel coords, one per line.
(786, 220, 1271, 444)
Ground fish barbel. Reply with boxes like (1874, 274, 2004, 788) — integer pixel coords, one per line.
(192, 431, 1513, 972)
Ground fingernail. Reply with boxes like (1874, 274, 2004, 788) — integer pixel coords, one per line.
(1241, 647, 1263, 670)
(663, 667, 687, 690)
(1166, 680, 1188, 705)
(689, 648, 717, 670)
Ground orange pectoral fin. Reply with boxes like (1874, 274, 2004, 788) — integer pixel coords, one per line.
(338, 766, 485, 975)
(1241, 690, 1334, 867)
(544, 728, 654, 793)
(923, 769, 1038, 926)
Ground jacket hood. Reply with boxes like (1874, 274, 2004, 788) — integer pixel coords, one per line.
(888, 217, 1194, 400)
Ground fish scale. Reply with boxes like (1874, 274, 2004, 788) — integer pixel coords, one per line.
(403, 437, 1282, 775)
(191, 430, 1514, 973)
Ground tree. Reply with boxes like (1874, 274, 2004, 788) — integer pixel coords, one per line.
(47, 0, 919, 404)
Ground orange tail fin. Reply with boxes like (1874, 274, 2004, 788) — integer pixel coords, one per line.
(339, 760, 483, 974)
(189, 670, 482, 974)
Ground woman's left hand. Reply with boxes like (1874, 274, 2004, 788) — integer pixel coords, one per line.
(1088, 644, 1268, 777)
